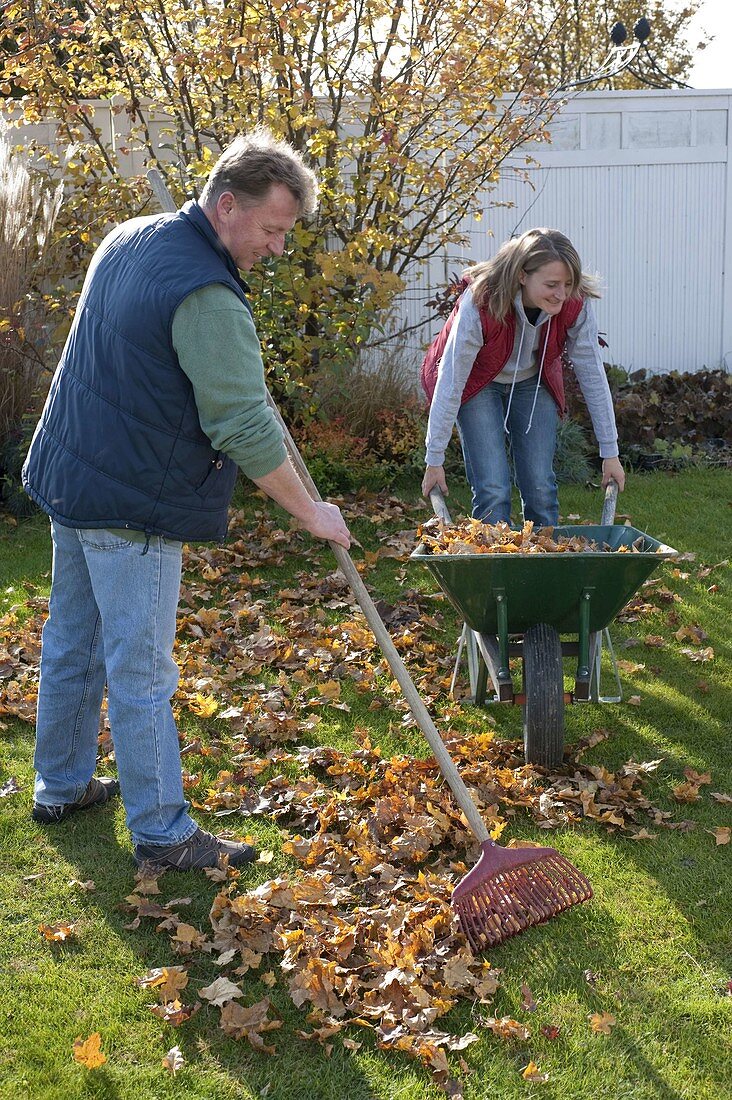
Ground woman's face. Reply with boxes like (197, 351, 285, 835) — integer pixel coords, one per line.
(520, 260, 574, 315)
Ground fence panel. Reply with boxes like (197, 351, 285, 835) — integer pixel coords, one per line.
(406, 90, 731, 377)
(4, 89, 731, 376)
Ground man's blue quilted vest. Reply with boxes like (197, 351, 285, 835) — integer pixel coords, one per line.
(23, 202, 252, 542)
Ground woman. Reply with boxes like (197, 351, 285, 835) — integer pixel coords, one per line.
(420, 228, 625, 526)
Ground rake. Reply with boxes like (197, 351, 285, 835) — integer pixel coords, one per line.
(285, 432, 592, 952)
(146, 167, 593, 950)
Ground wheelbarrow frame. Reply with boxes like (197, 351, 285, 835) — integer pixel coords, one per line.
(412, 485, 678, 767)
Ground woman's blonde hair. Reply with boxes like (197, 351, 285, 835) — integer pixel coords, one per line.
(466, 228, 602, 321)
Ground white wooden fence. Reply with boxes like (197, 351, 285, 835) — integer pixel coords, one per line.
(399, 89, 732, 377)
(5, 88, 732, 376)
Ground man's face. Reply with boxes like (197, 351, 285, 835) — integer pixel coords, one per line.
(211, 183, 300, 271)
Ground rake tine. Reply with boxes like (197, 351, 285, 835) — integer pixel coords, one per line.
(452, 841, 593, 950)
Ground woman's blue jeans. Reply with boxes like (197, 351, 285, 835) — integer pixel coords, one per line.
(33, 521, 198, 847)
(456, 378, 559, 526)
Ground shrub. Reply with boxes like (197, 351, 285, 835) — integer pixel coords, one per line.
(554, 417, 593, 483)
(296, 341, 466, 491)
(563, 365, 732, 469)
(295, 418, 384, 495)
(0, 128, 62, 513)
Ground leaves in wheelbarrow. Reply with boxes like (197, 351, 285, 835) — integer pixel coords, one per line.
(416, 517, 650, 556)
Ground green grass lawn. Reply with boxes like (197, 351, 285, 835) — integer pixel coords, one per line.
(0, 468, 730, 1100)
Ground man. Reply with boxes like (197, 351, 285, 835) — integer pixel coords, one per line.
(23, 129, 351, 871)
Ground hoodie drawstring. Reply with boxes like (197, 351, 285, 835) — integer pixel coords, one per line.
(524, 314, 551, 435)
(502, 320, 526, 433)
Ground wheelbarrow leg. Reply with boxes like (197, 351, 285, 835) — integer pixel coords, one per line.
(574, 587, 594, 701)
(450, 623, 470, 699)
(450, 627, 490, 704)
(474, 631, 514, 703)
(451, 627, 512, 705)
(589, 628, 623, 703)
(451, 627, 490, 704)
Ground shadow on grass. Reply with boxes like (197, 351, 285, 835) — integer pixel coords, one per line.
(445, 901, 694, 1100)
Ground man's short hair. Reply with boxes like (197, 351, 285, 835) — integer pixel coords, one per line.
(200, 129, 318, 216)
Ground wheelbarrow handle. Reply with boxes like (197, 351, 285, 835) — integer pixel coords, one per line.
(429, 486, 453, 525)
(601, 478, 619, 526)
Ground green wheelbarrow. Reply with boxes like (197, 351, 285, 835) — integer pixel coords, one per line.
(411, 483, 678, 768)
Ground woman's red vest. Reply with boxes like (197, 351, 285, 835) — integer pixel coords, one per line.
(420, 288, 584, 415)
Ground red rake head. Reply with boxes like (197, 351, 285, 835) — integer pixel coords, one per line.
(452, 840, 593, 952)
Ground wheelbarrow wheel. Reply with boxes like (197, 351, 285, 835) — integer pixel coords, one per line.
(522, 623, 565, 768)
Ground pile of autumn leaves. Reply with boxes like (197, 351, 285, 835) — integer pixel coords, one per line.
(0, 494, 727, 1094)
(416, 516, 653, 556)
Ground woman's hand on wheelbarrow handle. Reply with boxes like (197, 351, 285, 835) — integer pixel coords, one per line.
(601, 457, 625, 492)
(423, 467, 453, 523)
(422, 464, 448, 499)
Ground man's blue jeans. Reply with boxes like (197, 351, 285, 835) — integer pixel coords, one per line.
(33, 521, 198, 847)
(456, 378, 559, 526)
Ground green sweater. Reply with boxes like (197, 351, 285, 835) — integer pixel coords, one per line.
(172, 283, 286, 477)
(114, 284, 285, 543)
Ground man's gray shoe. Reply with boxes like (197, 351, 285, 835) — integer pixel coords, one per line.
(133, 826, 257, 870)
(32, 776, 120, 824)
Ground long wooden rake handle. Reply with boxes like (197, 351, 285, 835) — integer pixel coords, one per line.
(145, 167, 492, 845)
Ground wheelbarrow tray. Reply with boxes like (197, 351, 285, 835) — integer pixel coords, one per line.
(411, 524, 678, 636)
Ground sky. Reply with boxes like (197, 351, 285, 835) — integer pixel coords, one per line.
(686, 0, 731, 88)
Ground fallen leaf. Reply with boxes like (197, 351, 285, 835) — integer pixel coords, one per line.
(706, 827, 730, 846)
(683, 767, 712, 786)
(68, 879, 95, 892)
(627, 695, 642, 707)
(188, 692, 219, 717)
(148, 999, 200, 1027)
(680, 646, 714, 663)
(199, 976, 244, 1007)
(711, 792, 732, 805)
(673, 781, 701, 803)
(171, 923, 207, 953)
(540, 1024, 561, 1040)
(133, 868, 162, 895)
(520, 984, 537, 1012)
(161, 1045, 184, 1075)
(219, 997, 282, 1054)
(136, 966, 189, 1002)
(72, 1032, 107, 1068)
(521, 1060, 549, 1083)
(616, 659, 645, 675)
(674, 624, 708, 644)
(484, 1017, 530, 1040)
(39, 921, 76, 942)
(589, 1011, 616, 1035)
